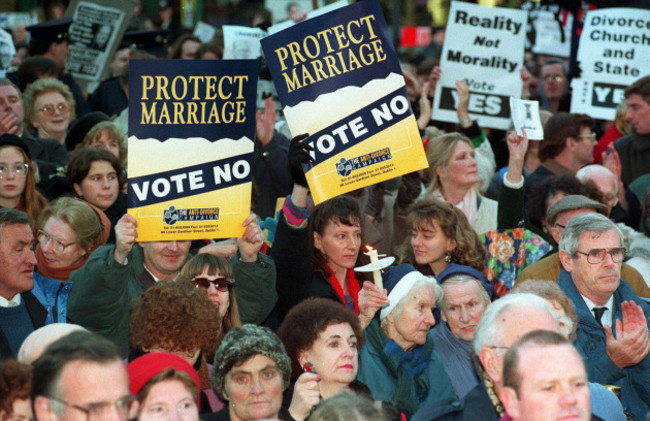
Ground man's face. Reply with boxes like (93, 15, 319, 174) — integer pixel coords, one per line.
(583, 173, 617, 215)
(561, 229, 622, 306)
(140, 241, 191, 280)
(540, 63, 566, 101)
(0, 85, 24, 130)
(0, 223, 36, 300)
(573, 126, 596, 167)
(503, 344, 590, 421)
(47, 359, 131, 421)
(626, 93, 650, 135)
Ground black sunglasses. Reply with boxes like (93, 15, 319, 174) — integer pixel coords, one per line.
(192, 276, 233, 292)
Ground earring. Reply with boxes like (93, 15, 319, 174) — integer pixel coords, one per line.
(444, 254, 452, 263)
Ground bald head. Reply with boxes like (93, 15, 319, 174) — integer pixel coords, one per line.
(575, 165, 618, 214)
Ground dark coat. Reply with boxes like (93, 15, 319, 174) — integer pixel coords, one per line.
(0, 291, 48, 358)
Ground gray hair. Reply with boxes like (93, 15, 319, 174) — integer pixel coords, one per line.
(472, 293, 556, 355)
(440, 274, 490, 313)
(558, 213, 623, 256)
(381, 276, 442, 329)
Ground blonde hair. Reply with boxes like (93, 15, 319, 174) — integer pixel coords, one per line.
(23, 78, 76, 130)
(37, 197, 103, 251)
(423, 132, 473, 194)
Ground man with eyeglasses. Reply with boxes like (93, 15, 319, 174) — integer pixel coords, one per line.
(0, 207, 46, 359)
(525, 113, 596, 197)
(33, 330, 137, 421)
(615, 75, 650, 185)
(557, 212, 650, 421)
(539, 59, 569, 113)
(0, 80, 68, 189)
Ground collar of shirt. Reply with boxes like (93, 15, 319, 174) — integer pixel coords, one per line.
(0, 293, 21, 307)
(581, 294, 614, 328)
(143, 264, 178, 283)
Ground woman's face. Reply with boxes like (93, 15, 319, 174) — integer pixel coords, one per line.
(410, 219, 456, 268)
(437, 141, 479, 190)
(73, 160, 119, 211)
(139, 379, 198, 421)
(90, 130, 120, 160)
(39, 216, 87, 269)
(194, 266, 230, 318)
(2, 398, 32, 421)
(225, 354, 284, 421)
(386, 287, 436, 351)
(0, 146, 27, 203)
(32, 91, 71, 138)
(313, 219, 361, 274)
(441, 280, 488, 342)
(298, 323, 358, 388)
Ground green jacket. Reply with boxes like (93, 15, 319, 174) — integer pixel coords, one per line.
(68, 244, 277, 357)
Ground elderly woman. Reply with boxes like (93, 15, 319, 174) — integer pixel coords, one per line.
(399, 198, 487, 276)
(0, 134, 48, 222)
(424, 133, 497, 234)
(128, 353, 202, 421)
(0, 359, 32, 421)
(67, 147, 126, 243)
(23, 78, 76, 146)
(431, 264, 492, 399)
(357, 264, 460, 419)
(178, 253, 242, 346)
(210, 324, 292, 421)
(276, 298, 367, 420)
(129, 281, 222, 414)
(32, 197, 110, 323)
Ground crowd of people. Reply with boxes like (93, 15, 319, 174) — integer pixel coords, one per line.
(0, 1, 649, 421)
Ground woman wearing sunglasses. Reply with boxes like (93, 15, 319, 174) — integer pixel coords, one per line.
(0, 134, 48, 222)
(23, 78, 76, 146)
(178, 253, 242, 346)
(31, 197, 110, 323)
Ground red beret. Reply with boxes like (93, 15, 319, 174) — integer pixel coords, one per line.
(127, 353, 201, 404)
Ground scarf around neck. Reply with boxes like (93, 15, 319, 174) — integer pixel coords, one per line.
(365, 319, 433, 417)
(432, 187, 478, 227)
(432, 322, 478, 398)
(326, 265, 360, 314)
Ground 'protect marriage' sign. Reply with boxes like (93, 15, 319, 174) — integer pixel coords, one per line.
(570, 8, 650, 120)
(127, 59, 258, 241)
(261, 0, 427, 205)
(433, 1, 526, 130)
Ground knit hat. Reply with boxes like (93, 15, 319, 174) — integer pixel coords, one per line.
(127, 353, 201, 404)
(547, 195, 607, 225)
(212, 324, 291, 397)
(380, 264, 428, 321)
(436, 263, 494, 299)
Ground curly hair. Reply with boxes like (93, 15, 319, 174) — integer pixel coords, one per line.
(0, 359, 32, 421)
(67, 146, 126, 193)
(79, 121, 127, 169)
(423, 132, 474, 195)
(0, 145, 48, 222)
(23, 78, 76, 131)
(37, 197, 104, 252)
(309, 195, 364, 275)
(276, 297, 364, 381)
(130, 281, 221, 355)
(177, 253, 242, 341)
(398, 198, 487, 273)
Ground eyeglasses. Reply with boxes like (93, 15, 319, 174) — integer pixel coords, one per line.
(488, 345, 510, 354)
(554, 223, 566, 230)
(542, 74, 564, 82)
(38, 102, 70, 116)
(48, 395, 137, 421)
(0, 163, 28, 178)
(37, 230, 77, 253)
(575, 247, 626, 264)
(192, 276, 233, 292)
(578, 133, 597, 142)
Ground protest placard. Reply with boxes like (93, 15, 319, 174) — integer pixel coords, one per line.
(510, 97, 543, 140)
(522, 2, 571, 58)
(570, 8, 650, 120)
(267, 0, 348, 34)
(193, 21, 217, 43)
(223, 26, 265, 59)
(127, 59, 258, 241)
(261, 0, 428, 205)
(432, 1, 526, 130)
(65, 0, 134, 93)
